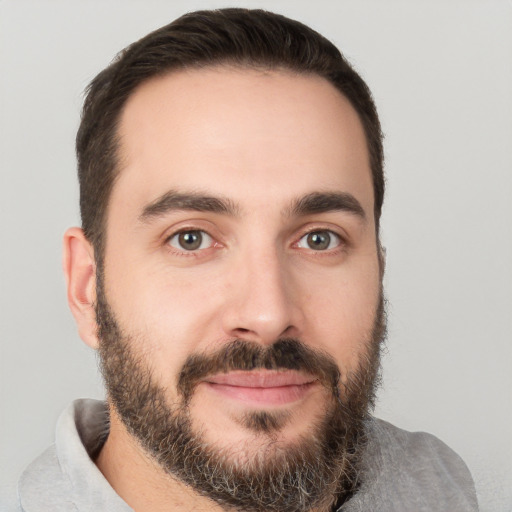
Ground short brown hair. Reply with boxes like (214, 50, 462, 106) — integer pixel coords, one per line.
(76, 8, 384, 259)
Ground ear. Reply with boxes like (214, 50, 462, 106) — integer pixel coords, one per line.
(378, 240, 387, 280)
(63, 227, 99, 349)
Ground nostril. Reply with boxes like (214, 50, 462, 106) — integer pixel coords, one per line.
(281, 325, 293, 337)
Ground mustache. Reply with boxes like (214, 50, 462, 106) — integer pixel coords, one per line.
(177, 338, 341, 401)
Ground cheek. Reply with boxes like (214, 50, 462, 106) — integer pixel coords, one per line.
(103, 267, 212, 384)
(300, 263, 381, 373)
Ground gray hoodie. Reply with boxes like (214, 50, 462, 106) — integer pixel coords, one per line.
(15, 399, 479, 511)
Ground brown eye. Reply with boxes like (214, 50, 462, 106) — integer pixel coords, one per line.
(168, 230, 213, 251)
(297, 230, 341, 251)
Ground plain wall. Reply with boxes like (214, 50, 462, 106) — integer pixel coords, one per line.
(1, 1, 511, 510)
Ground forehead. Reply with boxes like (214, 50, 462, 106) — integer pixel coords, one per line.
(112, 66, 373, 220)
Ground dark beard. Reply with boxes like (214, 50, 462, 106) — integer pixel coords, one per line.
(95, 274, 386, 512)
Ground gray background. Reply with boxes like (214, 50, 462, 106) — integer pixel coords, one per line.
(1, 0, 511, 510)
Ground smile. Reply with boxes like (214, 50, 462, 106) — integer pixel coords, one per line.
(202, 371, 319, 406)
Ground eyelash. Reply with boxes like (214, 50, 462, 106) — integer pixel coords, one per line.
(164, 227, 347, 257)
(295, 229, 344, 252)
(165, 229, 217, 257)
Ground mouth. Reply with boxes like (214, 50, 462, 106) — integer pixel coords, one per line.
(202, 370, 319, 406)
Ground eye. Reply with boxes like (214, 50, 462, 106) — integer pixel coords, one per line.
(296, 230, 341, 251)
(168, 230, 213, 251)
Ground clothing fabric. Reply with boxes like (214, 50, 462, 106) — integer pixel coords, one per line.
(16, 399, 479, 511)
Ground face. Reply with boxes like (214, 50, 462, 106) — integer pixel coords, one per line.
(97, 67, 384, 510)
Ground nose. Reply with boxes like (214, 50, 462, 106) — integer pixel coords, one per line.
(220, 246, 302, 345)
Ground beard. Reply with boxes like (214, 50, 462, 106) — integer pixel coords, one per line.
(95, 273, 386, 512)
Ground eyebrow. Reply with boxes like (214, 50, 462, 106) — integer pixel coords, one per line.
(286, 192, 366, 220)
(138, 189, 366, 223)
(139, 190, 240, 222)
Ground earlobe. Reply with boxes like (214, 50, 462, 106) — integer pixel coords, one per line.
(63, 227, 99, 349)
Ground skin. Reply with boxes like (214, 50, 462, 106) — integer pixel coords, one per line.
(64, 67, 382, 511)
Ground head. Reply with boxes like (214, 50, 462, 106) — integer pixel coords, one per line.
(65, 8, 386, 512)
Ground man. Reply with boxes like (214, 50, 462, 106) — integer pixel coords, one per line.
(17, 8, 478, 512)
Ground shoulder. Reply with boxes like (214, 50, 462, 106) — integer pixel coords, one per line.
(17, 444, 78, 512)
(16, 399, 130, 512)
(372, 417, 475, 478)
(342, 418, 479, 511)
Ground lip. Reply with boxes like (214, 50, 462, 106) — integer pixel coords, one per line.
(202, 371, 318, 406)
